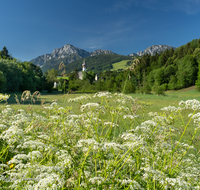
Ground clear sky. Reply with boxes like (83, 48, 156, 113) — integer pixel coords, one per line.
(1, 0, 200, 61)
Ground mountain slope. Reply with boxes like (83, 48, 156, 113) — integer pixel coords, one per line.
(30, 44, 115, 68)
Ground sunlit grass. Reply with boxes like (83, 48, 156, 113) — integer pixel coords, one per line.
(111, 60, 130, 71)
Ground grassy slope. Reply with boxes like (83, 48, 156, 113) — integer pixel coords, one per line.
(111, 60, 130, 71)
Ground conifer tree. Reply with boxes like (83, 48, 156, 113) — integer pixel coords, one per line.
(1, 46, 9, 58)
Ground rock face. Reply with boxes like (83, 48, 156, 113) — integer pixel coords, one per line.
(30, 44, 115, 67)
(90, 49, 115, 56)
(129, 45, 176, 57)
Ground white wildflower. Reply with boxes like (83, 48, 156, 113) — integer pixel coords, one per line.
(93, 91, 112, 98)
(89, 177, 105, 185)
(123, 114, 140, 119)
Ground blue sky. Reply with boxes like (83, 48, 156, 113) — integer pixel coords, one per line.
(1, 0, 200, 61)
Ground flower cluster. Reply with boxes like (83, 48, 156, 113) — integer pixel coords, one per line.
(179, 99, 200, 110)
(0, 94, 10, 102)
(93, 91, 112, 98)
(68, 94, 91, 103)
(114, 93, 136, 104)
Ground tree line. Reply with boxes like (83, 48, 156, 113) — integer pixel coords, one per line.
(1, 38, 200, 94)
(53, 38, 200, 94)
(0, 47, 44, 92)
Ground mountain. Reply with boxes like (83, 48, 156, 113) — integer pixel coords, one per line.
(129, 45, 176, 56)
(30, 44, 176, 73)
(30, 44, 115, 67)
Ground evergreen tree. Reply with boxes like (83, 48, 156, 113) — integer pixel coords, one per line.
(1, 46, 11, 59)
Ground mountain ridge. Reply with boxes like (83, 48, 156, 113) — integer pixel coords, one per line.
(30, 44, 115, 67)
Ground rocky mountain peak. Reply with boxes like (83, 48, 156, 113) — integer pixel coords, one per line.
(51, 44, 90, 59)
(129, 45, 176, 57)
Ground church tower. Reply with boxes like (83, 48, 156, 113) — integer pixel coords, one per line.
(82, 59, 86, 71)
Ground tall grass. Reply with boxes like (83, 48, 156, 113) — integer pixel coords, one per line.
(0, 91, 200, 189)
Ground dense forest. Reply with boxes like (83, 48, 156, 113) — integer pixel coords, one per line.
(1, 38, 200, 94)
(132, 38, 200, 92)
(0, 46, 44, 92)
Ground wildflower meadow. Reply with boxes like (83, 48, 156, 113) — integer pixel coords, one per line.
(0, 91, 200, 189)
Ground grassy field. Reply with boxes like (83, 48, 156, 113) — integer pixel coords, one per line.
(111, 60, 130, 71)
(2, 86, 200, 149)
(1, 87, 200, 189)
(4, 86, 200, 114)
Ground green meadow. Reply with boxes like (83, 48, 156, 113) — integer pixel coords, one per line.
(111, 60, 130, 71)
(1, 87, 200, 189)
(3, 87, 200, 150)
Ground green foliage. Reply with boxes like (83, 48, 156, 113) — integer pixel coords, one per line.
(176, 55, 198, 88)
(164, 65, 176, 83)
(195, 62, 200, 90)
(155, 67, 165, 85)
(168, 75, 177, 90)
(193, 48, 200, 63)
(83, 71, 95, 84)
(147, 70, 156, 86)
(0, 71, 7, 92)
(68, 79, 83, 91)
(0, 46, 12, 59)
(0, 59, 43, 92)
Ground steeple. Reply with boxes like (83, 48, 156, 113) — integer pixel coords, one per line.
(82, 59, 86, 71)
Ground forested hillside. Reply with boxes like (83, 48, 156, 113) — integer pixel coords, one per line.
(41, 54, 131, 74)
(130, 38, 200, 92)
(0, 47, 44, 92)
